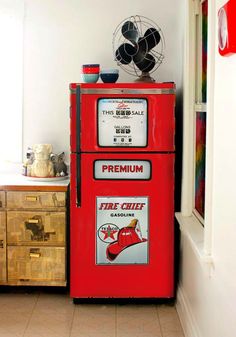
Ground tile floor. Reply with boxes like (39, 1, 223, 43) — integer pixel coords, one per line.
(0, 290, 185, 337)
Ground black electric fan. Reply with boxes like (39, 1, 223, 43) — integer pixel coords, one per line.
(113, 15, 165, 82)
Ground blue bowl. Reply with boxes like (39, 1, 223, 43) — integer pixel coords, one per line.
(81, 73, 99, 83)
(100, 72, 119, 83)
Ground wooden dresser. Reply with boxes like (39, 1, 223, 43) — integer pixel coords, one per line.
(0, 175, 69, 286)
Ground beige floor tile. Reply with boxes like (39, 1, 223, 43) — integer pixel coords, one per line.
(23, 311, 74, 337)
(157, 304, 185, 337)
(117, 304, 162, 337)
(70, 304, 116, 337)
(0, 312, 31, 337)
(117, 304, 158, 315)
(33, 293, 74, 315)
(23, 293, 75, 337)
(0, 293, 38, 314)
(161, 329, 185, 336)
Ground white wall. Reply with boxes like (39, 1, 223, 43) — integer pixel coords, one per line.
(177, 1, 236, 336)
(0, 0, 24, 168)
(23, 0, 184, 162)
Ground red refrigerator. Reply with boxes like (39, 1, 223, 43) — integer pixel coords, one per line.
(70, 82, 175, 299)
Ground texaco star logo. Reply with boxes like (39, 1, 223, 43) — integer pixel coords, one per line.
(98, 223, 119, 243)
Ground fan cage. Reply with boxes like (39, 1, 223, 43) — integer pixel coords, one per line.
(113, 15, 165, 77)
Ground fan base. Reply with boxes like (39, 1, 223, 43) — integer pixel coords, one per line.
(134, 72, 155, 83)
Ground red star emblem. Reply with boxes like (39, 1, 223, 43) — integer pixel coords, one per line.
(101, 225, 118, 240)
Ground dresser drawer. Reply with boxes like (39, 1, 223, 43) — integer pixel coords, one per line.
(7, 211, 65, 244)
(7, 191, 66, 209)
(8, 246, 65, 283)
(0, 211, 6, 283)
(0, 191, 6, 209)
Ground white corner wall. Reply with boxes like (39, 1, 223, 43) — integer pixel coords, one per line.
(177, 1, 236, 336)
(23, 0, 184, 161)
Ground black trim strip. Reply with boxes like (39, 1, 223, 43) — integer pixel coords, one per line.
(76, 86, 81, 153)
(76, 153, 81, 207)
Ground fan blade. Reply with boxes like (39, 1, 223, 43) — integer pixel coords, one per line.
(121, 21, 139, 44)
(115, 43, 136, 65)
(133, 52, 156, 72)
(142, 28, 161, 51)
(137, 37, 148, 53)
(133, 50, 145, 64)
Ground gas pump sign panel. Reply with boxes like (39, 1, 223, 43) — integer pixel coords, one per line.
(98, 98, 147, 147)
(94, 160, 151, 180)
(96, 197, 149, 265)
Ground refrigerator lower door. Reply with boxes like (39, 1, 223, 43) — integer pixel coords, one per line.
(70, 152, 174, 298)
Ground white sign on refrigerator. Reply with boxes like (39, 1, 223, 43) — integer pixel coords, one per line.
(96, 196, 149, 265)
(94, 160, 151, 180)
(98, 98, 148, 147)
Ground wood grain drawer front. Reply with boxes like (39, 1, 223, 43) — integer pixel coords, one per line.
(7, 211, 65, 244)
(0, 211, 6, 283)
(0, 191, 6, 209)
(7, 191, 66, 209)
(8, 246, 65, 282)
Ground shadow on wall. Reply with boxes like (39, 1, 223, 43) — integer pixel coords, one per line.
(174, 90, 183, 213)
(174, 89, 183, 298)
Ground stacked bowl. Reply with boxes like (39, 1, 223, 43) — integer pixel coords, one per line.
(100, 69, 119, 83)
(81, 64, 100, 83)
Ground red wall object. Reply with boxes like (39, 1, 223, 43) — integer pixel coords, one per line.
(218, 0, 236, 56)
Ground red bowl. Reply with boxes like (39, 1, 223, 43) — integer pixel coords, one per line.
(82, 67, 100, 74)
(82, 64, 100, 74)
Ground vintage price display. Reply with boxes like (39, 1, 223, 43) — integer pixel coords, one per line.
(98, 98, 147, 147)
(96, 196, 149, 265)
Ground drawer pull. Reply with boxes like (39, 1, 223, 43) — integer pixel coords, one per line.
(25, 196, 38, 202)
(0, 201, 2, 208)
(29, 252, 41, 258)
(28, 219, 39, 224)
(0, 240, 3, 248)
(29, 248, 41, 258)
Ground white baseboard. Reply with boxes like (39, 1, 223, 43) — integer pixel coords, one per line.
(176, 285, 202, 337)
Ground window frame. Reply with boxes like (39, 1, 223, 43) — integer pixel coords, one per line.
(192, 0, 207, 224)
(179, 0, 216, 257)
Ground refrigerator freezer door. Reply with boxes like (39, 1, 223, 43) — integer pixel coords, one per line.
(70, 83, 175, 153)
